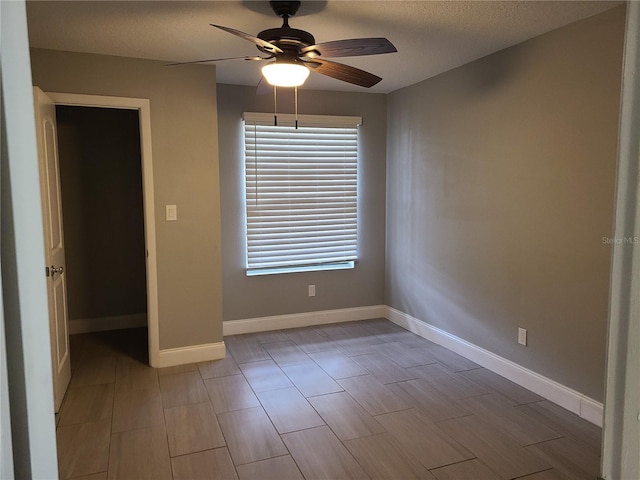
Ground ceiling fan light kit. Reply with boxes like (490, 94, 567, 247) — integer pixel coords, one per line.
(262, 60, 310, 87)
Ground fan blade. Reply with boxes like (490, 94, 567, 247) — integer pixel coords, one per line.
(165, 56, 267, 66)
(301, 38, 397, 58)
(210, 24, 283, 54)
(303, 58, 382, 88)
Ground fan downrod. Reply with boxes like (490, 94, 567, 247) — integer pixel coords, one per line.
(270, 1, 301, 19)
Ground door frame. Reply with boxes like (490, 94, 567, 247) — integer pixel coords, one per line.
(47, 92, 160, 367)
(600, 2, 640, 479)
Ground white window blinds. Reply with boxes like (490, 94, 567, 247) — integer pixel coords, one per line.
(243, 113, 361, 275)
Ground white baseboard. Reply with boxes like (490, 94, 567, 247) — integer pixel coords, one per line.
(579, 396, 605, 427)
(69, 313, 147, 335)
(385, 306, 603, 427)
(156, 341, 226, 368)
(223, 305, 387, 336)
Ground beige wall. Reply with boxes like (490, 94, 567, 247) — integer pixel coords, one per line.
(217, 84, 386, 321)
(386, 7, 625, 402)
(30, 49, 223, 349)
(56, 106, 147, 321)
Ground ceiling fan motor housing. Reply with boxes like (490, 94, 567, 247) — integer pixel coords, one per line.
(259, 1, 320, 57)
(258, 27, 316, 54)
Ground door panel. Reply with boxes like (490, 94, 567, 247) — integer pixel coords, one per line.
(43, 118, 63, 252)
(53, 276, 69, 374)
(34, 87, 71, 413)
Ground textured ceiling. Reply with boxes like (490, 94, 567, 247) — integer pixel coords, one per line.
(26, 1, 620, 93)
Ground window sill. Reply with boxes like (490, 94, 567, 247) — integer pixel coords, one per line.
(246, 261, 355, 277)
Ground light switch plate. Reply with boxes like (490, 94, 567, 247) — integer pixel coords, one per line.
(518, 327, 527, 346)
(166, 205, 177, 221)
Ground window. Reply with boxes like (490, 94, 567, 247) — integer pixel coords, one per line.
(243, 112, 361, 276)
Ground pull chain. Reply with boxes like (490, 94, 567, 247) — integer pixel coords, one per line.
(273, 85, 278, 126)
(295, 86, 299, 130)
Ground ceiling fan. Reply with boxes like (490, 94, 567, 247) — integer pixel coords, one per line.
(168, 0, 397, 89)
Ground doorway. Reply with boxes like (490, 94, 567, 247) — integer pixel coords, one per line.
(56, 106, 147, 342)
(47, 92, 160, 367)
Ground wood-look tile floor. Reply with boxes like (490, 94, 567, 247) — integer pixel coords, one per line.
(57, 320, 602, 480)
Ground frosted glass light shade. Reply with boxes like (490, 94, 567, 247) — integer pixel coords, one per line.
(262, 62, 310, 87)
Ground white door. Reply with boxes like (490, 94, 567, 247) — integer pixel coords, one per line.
(33, 87, 71, 412)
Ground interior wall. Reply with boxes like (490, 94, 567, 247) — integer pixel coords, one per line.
(217, 84, 386, 321)
(30, 49, 222, 350)
(386, 7, 625, 402)
(56, 106, 147, 323)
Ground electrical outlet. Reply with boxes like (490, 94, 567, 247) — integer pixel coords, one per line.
(518, 328, 527, 346)
(308, 285, 316, 297)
